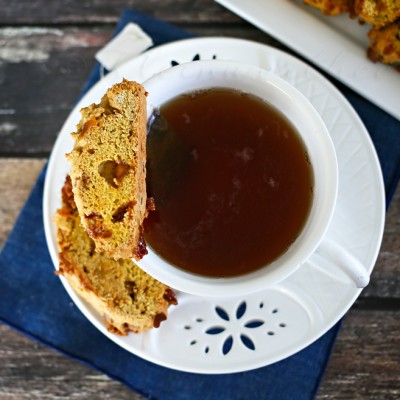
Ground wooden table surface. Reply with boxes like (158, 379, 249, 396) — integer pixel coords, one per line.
(0, 1, 399, 399)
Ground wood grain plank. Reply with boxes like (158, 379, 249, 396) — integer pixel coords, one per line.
(0, 25, 285, 156)
(0, 0, 239, 25)
(0, 325, 139, 400)
(0, 159, 45, 249)
(363, 185, 400, 299)
(317, 309, 400, 400)
(0, 27, 112, 156)
(1, 308, 399, 400)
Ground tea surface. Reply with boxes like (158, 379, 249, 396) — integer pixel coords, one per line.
(145, 88, 313, 277)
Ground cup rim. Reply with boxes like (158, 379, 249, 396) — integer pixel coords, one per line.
(137, 60, 338, 297)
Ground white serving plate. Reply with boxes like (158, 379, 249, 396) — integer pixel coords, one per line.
(43, 37, 385, 374)
(215, 0, 400, 121)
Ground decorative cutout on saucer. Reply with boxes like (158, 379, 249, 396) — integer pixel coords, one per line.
(161, 295, 292, 359)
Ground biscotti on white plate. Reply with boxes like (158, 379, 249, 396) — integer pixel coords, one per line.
(54, 176, 177, 335)
(67, 79, 148, 260)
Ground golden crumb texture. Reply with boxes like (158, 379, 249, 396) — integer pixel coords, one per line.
(354, 0, 400, 28)
(54, 176, 177, 335)
(67, 79, 148, 260)
(368, 20, 400, 65)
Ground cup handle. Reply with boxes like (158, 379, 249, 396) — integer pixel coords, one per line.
(316, 240, 370, 288)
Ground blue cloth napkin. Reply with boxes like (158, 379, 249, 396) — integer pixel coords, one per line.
(0, 9, 399, 400)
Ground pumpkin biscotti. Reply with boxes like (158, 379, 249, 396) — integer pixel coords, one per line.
(67, 79, 148, 260)
(54, 176, 177, 335)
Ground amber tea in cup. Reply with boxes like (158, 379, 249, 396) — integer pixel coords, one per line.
(145, 87, 314, 278)
(138, 60, 337, 297)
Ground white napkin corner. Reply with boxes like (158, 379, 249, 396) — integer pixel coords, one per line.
(95, 23, 153, 71)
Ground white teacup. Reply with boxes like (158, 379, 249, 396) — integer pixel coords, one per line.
(136, 60, 357, 297)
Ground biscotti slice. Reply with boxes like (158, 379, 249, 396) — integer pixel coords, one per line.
(54, 176, 177, 335)
(67, 79, 148, 260)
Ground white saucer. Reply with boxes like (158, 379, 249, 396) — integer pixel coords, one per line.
(43, 37, 385, 374)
